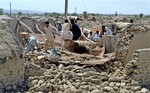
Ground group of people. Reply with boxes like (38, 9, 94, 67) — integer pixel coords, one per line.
(60, 18, 81, 50)
(25, 18, 81, 54)
(24, 18, 114, 54)
(87, 25, 113, 42)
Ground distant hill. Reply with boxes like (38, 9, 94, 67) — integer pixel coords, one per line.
(4, 9, 44, 14)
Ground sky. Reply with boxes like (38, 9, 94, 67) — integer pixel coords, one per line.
(0, 0, 150, 14)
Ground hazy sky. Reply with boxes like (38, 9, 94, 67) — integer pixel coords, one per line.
(0, 0, 150, 14)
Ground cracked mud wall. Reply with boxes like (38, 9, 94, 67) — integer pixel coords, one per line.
(0, 21, 25, 88)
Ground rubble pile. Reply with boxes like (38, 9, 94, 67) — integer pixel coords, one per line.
(24, 58, 149, 93)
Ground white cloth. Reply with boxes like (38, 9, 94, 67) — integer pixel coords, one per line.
(105, 27, 113, 35)
(93, 34, 100, 42)
(61, 23, 73, 39)
(25, 36, 37, 54)
(88, 33, 94, 40)
(44, 26, 54, 41)
(28, 36, 37, 46)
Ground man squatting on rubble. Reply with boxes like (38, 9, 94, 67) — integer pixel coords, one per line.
(25, 33, 37, 54)
(89, 25, 113, 42)
(44, 21, 55, 52)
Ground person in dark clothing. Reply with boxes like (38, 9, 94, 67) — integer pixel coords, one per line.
(70, 19, 81, 40)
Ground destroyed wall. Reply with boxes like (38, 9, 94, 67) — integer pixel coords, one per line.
(8, 19, 18, 33)
(115, 24, 150, 63)
(0, 20, 24, 88)
(20, 17, 35, 29)
(126, 48, 150, 87)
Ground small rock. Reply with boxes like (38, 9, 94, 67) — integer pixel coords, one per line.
(121, 82, 126, 87)
(70, 86, 78, 93)
(37, 83, 47, 91)
(90, 79, 100, 84)
(121, 80, 131, 83)
(64, 88, 71, 93)
(124, 86, 131, 90)
(5, 86, 12, 92)
(91, 89, 100, 93)
(109, 82, 115, 87)
(113, 86, 119, 91)
(58, 64, 64, 69)
(130, 80, 139, 86)
(54, 72, 62, 81)
(37, 55, 45, 60)
(32, 79, 38, 85)
(103, 86, 113, 92)
(0, 89, 4, 93)
(25, 92, 32, 93)
(76, 73, 84, 77)
(36, 92, 43, 93)
(101, 81, 109, 87)
(58, 91, 63, 93)
(134, 86, 141, 91)
(141, 88, 148, 93)
(120, 89, 129, 93)
(101, 72, 108, 76)
(12, 85, 17, 91)
(38, 79, 44, 86)
(74, 60, 81, 63)
(115, 83, 121, 87)
(101, 76, 108, 81)
(80, 85, 89, 90)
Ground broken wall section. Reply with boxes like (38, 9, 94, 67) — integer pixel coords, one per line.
(115, 23, 150, 63)
(126, 48, 150, 88)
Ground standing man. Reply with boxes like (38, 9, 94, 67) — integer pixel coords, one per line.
(57, 21, 62, 35)
(44, 21, 55, 52)
(70, 19, 81, 40)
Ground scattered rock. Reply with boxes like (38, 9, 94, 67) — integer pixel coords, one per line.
(120, 82, 126, 87)
(113, 86, 119, 91)
(120, 89, 129, 93)
(115, 83, 121, 87)
(109, 82, 116, 87)
(5, 86, 12, 92)
(91, 89, 100, 93)
(134, 86, 141, 91)
(141, 88, 148, 93)
(103, 86, 113, 92)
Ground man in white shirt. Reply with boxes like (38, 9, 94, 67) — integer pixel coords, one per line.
(93, 31, 101, 42)
(44, 21, 55, 52)
(87, 31, 94, 41)
(102, 26, 113, 35)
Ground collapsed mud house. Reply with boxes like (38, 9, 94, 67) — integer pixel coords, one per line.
(0, 14, 150, 93)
